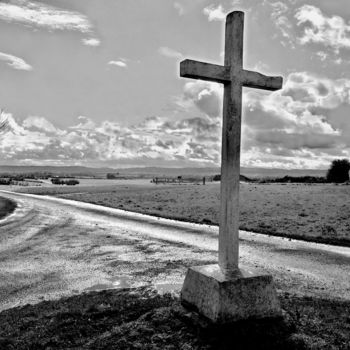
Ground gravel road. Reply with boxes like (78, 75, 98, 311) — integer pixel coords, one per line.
(0, 190, 349, 312)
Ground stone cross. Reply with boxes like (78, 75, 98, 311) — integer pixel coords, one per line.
(180, 11, 283, 277)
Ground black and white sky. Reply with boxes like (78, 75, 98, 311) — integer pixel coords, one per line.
(0, 0, 350, 169)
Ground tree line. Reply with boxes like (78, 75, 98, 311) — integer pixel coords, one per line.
(213, 159, 350, 183)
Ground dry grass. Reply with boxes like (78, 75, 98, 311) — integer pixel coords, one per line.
(15, 182, 350, 246)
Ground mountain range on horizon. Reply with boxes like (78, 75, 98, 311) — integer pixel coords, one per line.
(0, 165, 327, 178)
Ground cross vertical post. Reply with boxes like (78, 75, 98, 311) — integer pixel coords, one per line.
(180, 10, 283, 322)
(219, 12, 244, 276)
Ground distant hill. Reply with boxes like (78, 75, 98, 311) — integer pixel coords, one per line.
(0, 166, 115, 176)
(0, 165, 327, 178)
(240, 167, 327, 178)
(116, 167, 220, 176)
(116, 166, 327, 178)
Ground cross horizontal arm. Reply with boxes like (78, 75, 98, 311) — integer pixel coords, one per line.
(180, 59, 230, 84)
(242, 69, 283, 91)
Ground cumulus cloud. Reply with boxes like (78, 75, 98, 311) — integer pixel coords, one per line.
(241, 71, 350, 168)
(316, 51, 328, 61)
(270, 1, 288, 16)
(22, 116, 59, 134)
(0, 100, 222, 167)
(0, 0, 92, 32)
(174, 2, 184, 16)
(158, 46, 183, 59)
(295, 5, 350, 52)
(275, 16, 293, 45)
(0, 52, 32, 71)
(182, 81, 222, 118)
(2, 73, 350, 169)
(269, 3, 350, 61)
(203, 4, 226, 21)
(264, 1, 295, 47)
(108, 60, 127, 68)
(82, 38, 101, 47)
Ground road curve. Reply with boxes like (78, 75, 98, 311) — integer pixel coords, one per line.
(0, 190, 349, 311)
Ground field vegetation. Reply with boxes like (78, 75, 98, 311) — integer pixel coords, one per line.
(15, 181, 350, 246)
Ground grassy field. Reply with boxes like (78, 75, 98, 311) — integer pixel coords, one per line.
(0, 197, 16, 220)
(14, 181, 350, 246)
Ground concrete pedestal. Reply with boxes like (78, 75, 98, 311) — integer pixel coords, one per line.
(181, 264, 282, 323)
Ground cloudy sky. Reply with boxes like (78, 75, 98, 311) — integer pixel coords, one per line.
(0, 0, 350, 169)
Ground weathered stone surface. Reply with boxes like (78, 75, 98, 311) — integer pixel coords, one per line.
(181, 264, 282, 323)
(179, 11, 283, 276)
(179, 11, 283, 324)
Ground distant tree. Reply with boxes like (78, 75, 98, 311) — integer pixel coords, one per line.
(213, 174, 221, 181)
(65, 179, 79, 186)
(0, 178, 10, 185)
(326, 159, 350, 183)
(51, 178, 64, 185)
(212, 174, 252, 182)
(107, 173, 120, 179)
(51, 178, 79, 185)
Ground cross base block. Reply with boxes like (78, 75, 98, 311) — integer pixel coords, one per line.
(181, 264, 282, 323)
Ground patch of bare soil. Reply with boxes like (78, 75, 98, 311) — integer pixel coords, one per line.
(0, 197, 16, 220)
(0, 287, 349, 349)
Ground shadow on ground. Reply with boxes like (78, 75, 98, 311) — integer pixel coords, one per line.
(0, 197, 16, 220)
(0, 287, 349, 349)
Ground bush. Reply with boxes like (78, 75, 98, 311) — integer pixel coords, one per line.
(0, 178, 10, 185)
(213, 174, 221, 181)
(271, 176, 326, 183)
(65, 179, 80, 186)
(51, 178, 64, 185)
(212, 174, 252, 182)
(107, 173, 119, 179)
(51, 178, 79, 186)
(326, 159, 350, 183)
